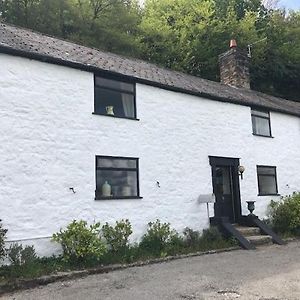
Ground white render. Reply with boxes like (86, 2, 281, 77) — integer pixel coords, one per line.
(0, 54, 299, 256)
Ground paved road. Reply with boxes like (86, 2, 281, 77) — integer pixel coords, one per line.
(2, 241, 300, 300)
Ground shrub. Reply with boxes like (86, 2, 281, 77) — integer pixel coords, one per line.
(201, 226, 223, 243)
(267, 192, 300, 235)
(52, 220, 107, 263)
(183, 227, 201, 247)
(7, 243, 37, 266)
(0, 219, 8, 260)
(102, 219, 132, 253)
(139, 219, 180, 256)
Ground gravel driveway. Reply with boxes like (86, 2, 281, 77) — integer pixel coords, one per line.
(2, 241, 300, 300)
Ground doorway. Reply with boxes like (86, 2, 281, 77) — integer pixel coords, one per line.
(209, 156, 242, 223)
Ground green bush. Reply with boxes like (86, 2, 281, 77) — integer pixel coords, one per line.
(0, 219, 7, 260)
(267, 192, 300, 236)
(4, 243, 42, 279)
(139, 219, 180, 256)
(201, 226, 223, 243)
(183, 227, 201, 247)
(102, 219, 132, 253)
(52, 220, 107, 263)
(7, 243, 37, 266)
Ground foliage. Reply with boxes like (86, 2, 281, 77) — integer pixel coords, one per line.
(139, 219, 181, 256)
(183, 226, 235, 250)
(0, 219, 236, 282)
(102, 219, 133, 253)
(7, 243, 37, 266)
(0, 0, 142, 57)
(0, 219, 7, 261)
(267, 192, 300, 236)
(52, 220, 107, 263)
(201, 226, 223, 242)
(183, 227, 201, 247)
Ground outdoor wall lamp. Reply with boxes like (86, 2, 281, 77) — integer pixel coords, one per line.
(238, 165, 245, 180)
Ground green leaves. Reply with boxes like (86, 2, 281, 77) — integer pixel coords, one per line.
(0, 220, 7, 261)
(267, 193, 300, 236)
(139, 219, 182, 256)
(102, 219, 133, 253)
(7, 243, 37, 267)
(52, 220, 107, 263)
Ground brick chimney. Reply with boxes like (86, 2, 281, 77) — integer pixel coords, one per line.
(219, 39, 250, 89)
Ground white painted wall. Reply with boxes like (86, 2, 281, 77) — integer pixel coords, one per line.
(0, 54, 299, 256)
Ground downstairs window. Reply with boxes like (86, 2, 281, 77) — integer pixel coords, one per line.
(95, 156, 140, 200)
(257, 166, 278, 196)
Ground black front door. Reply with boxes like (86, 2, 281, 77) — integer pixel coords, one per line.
(209, 156, 241, 223)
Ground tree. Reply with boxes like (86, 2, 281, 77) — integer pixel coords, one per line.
(139, 0, 299, 100)
(0, 0, 142, 56)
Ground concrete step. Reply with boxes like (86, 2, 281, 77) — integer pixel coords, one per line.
(234, 226, 261, 236)
(247, 235, 273, 246)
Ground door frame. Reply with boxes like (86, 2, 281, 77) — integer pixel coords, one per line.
(209, 156, 242, 222)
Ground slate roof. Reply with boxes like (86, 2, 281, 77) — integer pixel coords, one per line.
(0, 22, 299, 117)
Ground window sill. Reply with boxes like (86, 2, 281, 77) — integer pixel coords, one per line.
(258, 193, 280, 196)
(92, 112, 139, 121)
(95, 196, 143, 201)
(252, 133, 274, 138)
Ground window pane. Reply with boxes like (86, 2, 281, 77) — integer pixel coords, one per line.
(251, 110, 269, 118)
(258, 175, 277, 195)
(215, 167, 232, 195)
(257, 166, 276, 176)
(252, 116, 271, 136)
(96, 170, 138, 197)
(97, 158, 137, 169)
(95, 77, 134, 93)
(95, 87, 135, 118)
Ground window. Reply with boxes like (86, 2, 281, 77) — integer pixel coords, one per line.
(95, 156, 140, 199)
(94, 76, 136, 119)
(251, 109, 272, 137)
(257, 166, 278, 196)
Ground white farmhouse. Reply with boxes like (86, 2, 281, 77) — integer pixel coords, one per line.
(0, 23, 299, 255)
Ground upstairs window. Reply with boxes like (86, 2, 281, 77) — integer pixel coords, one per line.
(95, 156, 140, 200)
(251, 109, 272, 137)
(257, 166, 278, 196)
(94, 76, 136, 119)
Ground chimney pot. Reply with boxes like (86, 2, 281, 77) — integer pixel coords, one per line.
(230, 39, 237, 48)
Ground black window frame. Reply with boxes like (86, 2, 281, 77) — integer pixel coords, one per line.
(251, 108, 273, 138)
(95, 155, 142, 200)
(257, 165, 279, 196)
(93, 74, 138, 120)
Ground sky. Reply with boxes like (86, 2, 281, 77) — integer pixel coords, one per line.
(279, 0, 300, 9)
